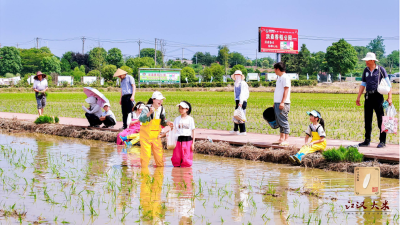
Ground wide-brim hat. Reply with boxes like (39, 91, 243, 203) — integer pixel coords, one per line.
(362, 52, 379, 62)
(34, 71, 47, 80)
(231, 70, 245, 80)
(113, 68, 128, 77)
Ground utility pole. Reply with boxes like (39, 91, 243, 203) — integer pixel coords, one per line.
(181, 48, 184, 63)
(16, 43, 18, 48)
(138, 39, 141, 58)
(255, 49, 258, 69)
(81, 37, 86, 54)
(196, 52, 198, 64)
(154, 38, 157, 66)
(36, 37, 40, 49)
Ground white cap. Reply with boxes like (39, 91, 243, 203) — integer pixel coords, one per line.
(103, 102, 110, 107)
(137, 103, 146, 109)
(151, 91, 166, 100)
(362, 52, 379, 62)
(176, 101, 190, 109)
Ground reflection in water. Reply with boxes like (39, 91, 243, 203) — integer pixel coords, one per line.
(140, 167, 165, 224)
(0, 132, 398, 224)
(169, 167, 194, 224)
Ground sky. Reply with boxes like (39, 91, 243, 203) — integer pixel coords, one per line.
(0, 0, 399, 60)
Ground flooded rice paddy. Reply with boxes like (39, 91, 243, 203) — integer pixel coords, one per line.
(0, 132, 398, 225)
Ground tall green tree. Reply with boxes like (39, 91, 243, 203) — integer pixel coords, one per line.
(120, 65, 133, 75)
(367, 36, 385, 59)
(139, 48, 162, 65)
(229, 52, 246, 67)
(88, 47, 107, 71)
(217, 45, 230, 74)
(106, 48, 124, 68)
(101, 65, 117, 81)
(353, 46, 369, 61)
(20, 47, 53, 74)
(181, 67, 196, 83)
(60, 58, 71, 72)
(71, 66, 85, 82)
(0, 46, 22, 75)
(282, 44, 311, 74)
(210, 63, 224, 82)
(40, 56, 61, 74)
(326, 39, 358, 78)
(130, 57, 155, 79)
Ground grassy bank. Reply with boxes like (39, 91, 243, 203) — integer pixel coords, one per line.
(0, 91, 399, 144)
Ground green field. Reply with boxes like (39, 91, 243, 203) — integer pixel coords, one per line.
(0, 91, 398, 144)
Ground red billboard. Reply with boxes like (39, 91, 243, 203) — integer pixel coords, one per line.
(258, 27, 298, 54)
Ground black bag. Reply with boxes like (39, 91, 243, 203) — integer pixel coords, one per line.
(263, 107, 279, 129)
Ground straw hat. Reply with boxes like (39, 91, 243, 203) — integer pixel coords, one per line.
(34, 71, 47, 80)
(231, 70, 245, 80)
(113, 68, 128, 77)
(362, 52, 379, 62)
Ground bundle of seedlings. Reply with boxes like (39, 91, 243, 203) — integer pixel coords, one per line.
(34, 115, 54, 124)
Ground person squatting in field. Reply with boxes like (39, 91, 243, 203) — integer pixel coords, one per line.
(289, 110, 326, 165)
(82, 96, 103, 127)
(169, 101, 196, 167)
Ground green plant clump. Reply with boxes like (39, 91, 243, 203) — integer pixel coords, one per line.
(34, 115, 54, 124)
(322, 146, 363, 162)
(54, 116, 59, 123)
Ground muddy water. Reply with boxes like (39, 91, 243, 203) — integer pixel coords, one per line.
(0, 132, 398, 225)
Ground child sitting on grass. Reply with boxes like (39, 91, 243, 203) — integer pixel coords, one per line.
(99, 103, 116, 128)
(289, 110, 326, 165)
(169, 101, 195, 167)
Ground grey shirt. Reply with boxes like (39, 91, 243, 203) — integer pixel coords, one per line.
(33, 78, 48, 91)
(120, 75, 135, 95)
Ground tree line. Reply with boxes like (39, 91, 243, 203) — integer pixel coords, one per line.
(0, 36, 398, 83)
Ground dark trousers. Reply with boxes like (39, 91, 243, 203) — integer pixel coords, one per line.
(121, 94, 134, 129)
(234, 100, 247, 133)
(85, 113, 101, 127)
(364, 92, 386, 143)
(102, 116, 116, 127)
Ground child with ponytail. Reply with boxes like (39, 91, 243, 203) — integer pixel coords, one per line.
(289, 110, 327, 165)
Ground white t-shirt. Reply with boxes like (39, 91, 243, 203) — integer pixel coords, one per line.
(274, 73, 291, 103)
(173, 115, 195, 137)
(305, 124, 326, 137)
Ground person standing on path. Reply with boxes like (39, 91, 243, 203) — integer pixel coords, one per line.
(32, 71, 48, 116)
(272, 62, 291, 146)
(229, 70, 249, 135)
(114, 68, 136, 130)
(356, 52, 392, 148)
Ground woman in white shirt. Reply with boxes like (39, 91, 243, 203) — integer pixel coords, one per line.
(230, 70, 249, 136)
(117, 101, 145, 145)
(32, 71, 48, 116)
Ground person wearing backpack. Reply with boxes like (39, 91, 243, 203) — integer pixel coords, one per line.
(139, 91, 172, 167)
(356, 52, 392, 148)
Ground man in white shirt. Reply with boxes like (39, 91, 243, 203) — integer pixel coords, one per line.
(32, 71, 48, 116)
(273, 62, 291, 146)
